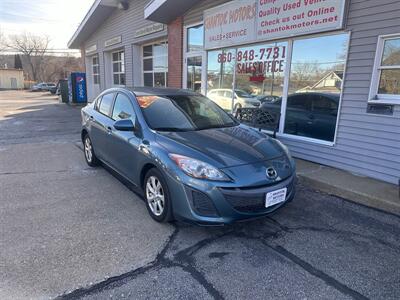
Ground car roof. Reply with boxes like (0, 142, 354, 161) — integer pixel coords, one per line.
(126, 87, 198, 97)
(290, 92, 340, 101)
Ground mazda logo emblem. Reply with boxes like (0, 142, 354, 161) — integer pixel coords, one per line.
(266, 167, 277, 179)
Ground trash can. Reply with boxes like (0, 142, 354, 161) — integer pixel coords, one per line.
(59, 79, 69, 103)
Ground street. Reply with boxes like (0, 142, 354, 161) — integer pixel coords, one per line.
(0, 91, 399, 300)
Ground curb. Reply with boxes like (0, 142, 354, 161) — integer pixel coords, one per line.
(297, 175, 400, 216)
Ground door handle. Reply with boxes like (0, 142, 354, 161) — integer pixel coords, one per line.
(106, 126, 112, 134)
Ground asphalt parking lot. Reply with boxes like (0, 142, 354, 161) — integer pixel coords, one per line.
(1, 91, 399, 300)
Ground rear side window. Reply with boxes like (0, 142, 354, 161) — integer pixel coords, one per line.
(217, 91, 225, 97)
(225, 91, 232, 98)
(112, 93, 136, 121)
(99, 93, 114, 116)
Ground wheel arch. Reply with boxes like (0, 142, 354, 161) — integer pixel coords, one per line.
(81, 129, 88, 142)
(140, 163, 158, 189)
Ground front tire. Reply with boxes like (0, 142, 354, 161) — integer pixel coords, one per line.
(83, 134, 99, 167)
(144, 168, 173, 223)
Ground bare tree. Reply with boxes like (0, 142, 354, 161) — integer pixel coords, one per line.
(7, 32, 50, 81)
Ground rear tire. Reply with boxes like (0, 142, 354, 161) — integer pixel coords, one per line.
(83, 134, 99, 167)
(144, 168, 173, 223)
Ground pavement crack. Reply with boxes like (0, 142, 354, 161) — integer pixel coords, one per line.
(178, 263, 224, 300)
(266, 217, 399, 253)
(171, 231, 233, 300)
(55, 227, 180, 300)
(229, 225, 370, 300)
(263, 243, 370, 300)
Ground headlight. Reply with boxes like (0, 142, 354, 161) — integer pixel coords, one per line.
(169, 154, 230, 181)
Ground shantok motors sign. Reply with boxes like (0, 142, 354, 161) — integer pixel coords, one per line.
(204, 0, 346, 49)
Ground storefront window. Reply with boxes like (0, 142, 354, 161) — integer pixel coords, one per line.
(285, 33, 349, 142)
(378, 37, 400, 95)
(92, 55, 100, 85)
(112, 50, 125, 86)
(187, 24, 204, 52)
(235, 42, 287, 124)
(206, 49, 236, 111)
(205, 32, 349, 142)
(143, 41, 168, 87)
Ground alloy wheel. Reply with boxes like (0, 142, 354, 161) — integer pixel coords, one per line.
(84, 137, 93, 163)
(146, 176, 165, 216)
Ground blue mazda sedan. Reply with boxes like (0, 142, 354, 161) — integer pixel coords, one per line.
(81, 87, 296, 225)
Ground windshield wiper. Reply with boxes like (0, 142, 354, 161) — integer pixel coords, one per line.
(196, 123, 238, 131)
(153, 127, 193, 132)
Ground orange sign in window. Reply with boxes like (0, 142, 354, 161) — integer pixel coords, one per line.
(137, 96, 158, 108)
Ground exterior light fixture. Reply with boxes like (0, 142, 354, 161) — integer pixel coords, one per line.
(117, 1, 129, 10)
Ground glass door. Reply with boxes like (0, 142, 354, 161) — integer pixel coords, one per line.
(184, 24, 206, 94)
(186, 56, 203, 93)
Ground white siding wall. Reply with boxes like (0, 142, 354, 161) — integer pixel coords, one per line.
(184, 0, 400, 184)
(83, 0, 168, 100)
(0, 69, 24, 90)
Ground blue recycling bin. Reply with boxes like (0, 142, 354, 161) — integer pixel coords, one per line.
(69, 72, 87, 104)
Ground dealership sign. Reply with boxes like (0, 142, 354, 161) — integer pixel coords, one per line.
(204, 0, 346, 49)
(104, 35, 122, 47)
(135, 23, 164, 38)
(85, 44, 97, 55)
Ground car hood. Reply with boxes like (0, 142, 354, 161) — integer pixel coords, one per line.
(155, 125, 284, 168)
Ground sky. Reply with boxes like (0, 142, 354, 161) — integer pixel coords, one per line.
(0, 0, 95, 52)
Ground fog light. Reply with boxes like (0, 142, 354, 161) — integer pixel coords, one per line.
(190, 190, 219, 217)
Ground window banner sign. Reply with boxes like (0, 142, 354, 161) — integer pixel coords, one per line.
(257, 0, 346, 41)
(204, 0, 346, 50)
(204, 0, 257, 50)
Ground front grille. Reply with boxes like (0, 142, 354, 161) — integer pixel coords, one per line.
(221, 178, 294, 213)
(223, 194, 266, 213)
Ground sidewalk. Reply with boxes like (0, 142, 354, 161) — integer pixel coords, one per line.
(296, 159, 400, 216)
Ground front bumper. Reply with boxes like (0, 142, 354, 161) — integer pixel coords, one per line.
(165, 171, 296, 225)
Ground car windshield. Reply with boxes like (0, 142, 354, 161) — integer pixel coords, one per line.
(137, 94, 238, 132)
(235, 90, 253, 98)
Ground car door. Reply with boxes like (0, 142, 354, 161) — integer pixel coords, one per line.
(310, 94, 338, 141)
(90, 92, 115, 161)
(106, 92, 141, 182)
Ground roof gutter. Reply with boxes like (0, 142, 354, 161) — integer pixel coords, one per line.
(68, 0, 126, 49)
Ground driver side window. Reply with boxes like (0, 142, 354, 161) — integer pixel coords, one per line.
(112, 93, 136, 122)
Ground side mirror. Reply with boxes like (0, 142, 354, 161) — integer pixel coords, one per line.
(114, 119, 134, 131)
